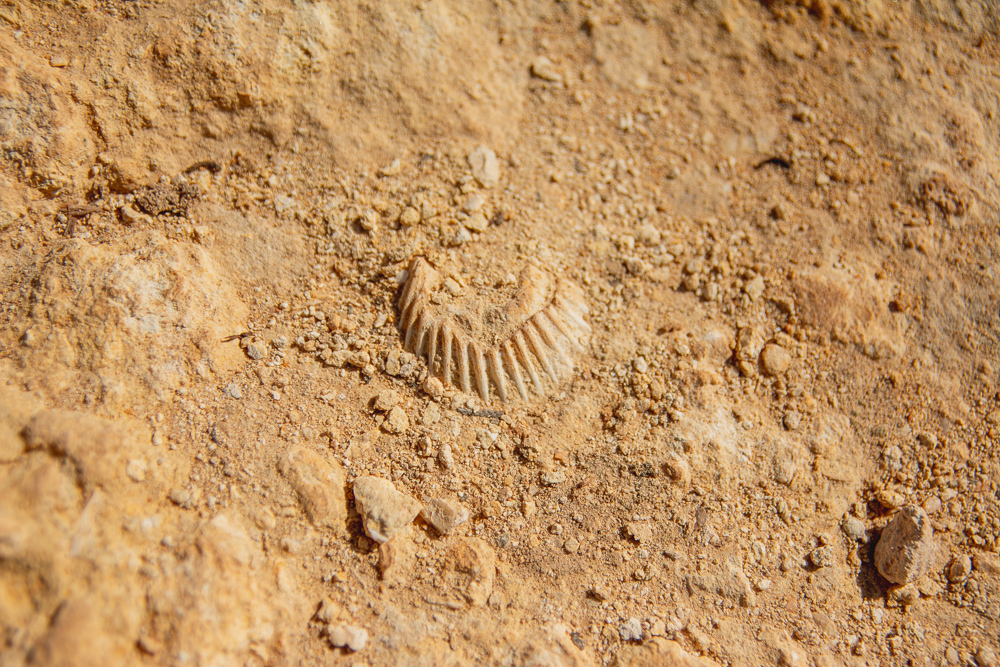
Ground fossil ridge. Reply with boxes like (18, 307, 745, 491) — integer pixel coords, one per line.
(398, 258, 589, 402)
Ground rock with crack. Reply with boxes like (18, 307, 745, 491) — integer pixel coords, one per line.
(398, 258, 589, 403)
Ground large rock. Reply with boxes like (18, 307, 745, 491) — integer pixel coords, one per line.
(353, 477, 421, 544)
(874, 505, 937, 585)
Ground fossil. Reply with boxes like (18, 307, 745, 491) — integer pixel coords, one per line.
(398, 258, 589, 402)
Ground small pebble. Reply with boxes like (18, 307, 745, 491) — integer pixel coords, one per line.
(530, 56, 562, 83)
(462, 194, 485, 213)
(744, 275, 765, 301)
(126, 459, 148, 482)
(809, 546, 834, 568)
(760, 344, 792, 376)
(423, 376, 444, 399)
(421, 498, 469, 534)
(874, 505, 937, 585)
(922, 496, 942, 514)
(353, 476, 421, 544)
(842, 516, 868, 542)
(399, 206, 421, 226)
(383, 406, 409, 434)
(379, 159, 402, 177)
(438, 442, 455, 470)
(358, 208, 378, 231)
(468, 145, 500, 188)
(463, 212, 489, 233)
(635, 223, 661, 246)
(373, 389, 399, 412)
(541, 470, 566, 486)
(947, 554, 972, 582)
(618, 617, 642, 642)
(49, 54, 69, 67)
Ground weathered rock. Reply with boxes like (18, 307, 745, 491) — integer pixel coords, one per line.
(441, 537, 496, 607)
(420, 498, 469, 534)
(353, 476, 421, 544)
(278, 446, 347, 530)
(874, 505, 937, 585)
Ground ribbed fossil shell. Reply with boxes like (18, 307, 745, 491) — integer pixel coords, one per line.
(398, 258, 589, 402)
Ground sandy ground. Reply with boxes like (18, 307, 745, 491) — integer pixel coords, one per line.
(1, 1, 999, 665)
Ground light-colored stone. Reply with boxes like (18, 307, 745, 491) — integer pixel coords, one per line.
(874, 505, 937, 585)
(353, 476, 421, 544)
(530, 56, 563, 83)
(383, 406, 409, 434)
(468, 145, 500, 188)
(327, 624, 368, 651)
(421, 498, 469, 534)
(744, 274, 766, 301)
(278, 446, 347, 530)
(399, 206, 421, 226)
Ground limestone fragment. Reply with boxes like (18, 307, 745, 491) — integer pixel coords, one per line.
(383, 406, 409, 434)
(327, 624, 368, 651)
(353, 476, 421, 544)
(278, 446, 347, 530)
(421, 498, 469, 534)
(468, 145, 500, 188)
(874, 505, 937, 585)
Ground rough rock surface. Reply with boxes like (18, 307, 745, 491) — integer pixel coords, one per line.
(2, 1, 1000, 664)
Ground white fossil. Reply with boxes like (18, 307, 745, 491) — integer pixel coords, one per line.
(398, 258, 589, 402)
